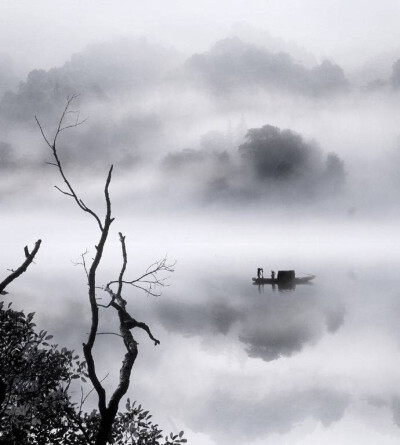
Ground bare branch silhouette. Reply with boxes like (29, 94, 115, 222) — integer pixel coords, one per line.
(35, 96, 105, 232)
(106, 254, 175, 298)
(103, 233, 162, 345)
(37, 97, 172, 445)
(0, 240, 42, 294)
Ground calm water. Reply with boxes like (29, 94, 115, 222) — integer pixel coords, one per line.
(5, 237, 400, 445)
(2, 193, 400, 444)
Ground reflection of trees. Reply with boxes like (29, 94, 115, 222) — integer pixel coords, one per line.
(155, 281, 345, 361)
(152, 281, 349, 442)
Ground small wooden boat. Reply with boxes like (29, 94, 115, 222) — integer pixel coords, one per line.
(252, 275, 315, 285)
(252, 270, 315, 286)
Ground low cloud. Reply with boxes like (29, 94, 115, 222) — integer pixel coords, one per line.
(160, 124, 346, 206)
(184, 37, 349, 97)
(0, 54, 18, 98)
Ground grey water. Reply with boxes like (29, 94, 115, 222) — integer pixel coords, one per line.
(3, 211, 400, 445)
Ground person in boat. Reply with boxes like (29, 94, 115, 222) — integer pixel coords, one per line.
(257, 268, 261, 279)
(271, 270, 275, 280)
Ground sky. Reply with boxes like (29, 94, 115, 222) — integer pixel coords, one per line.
(1, 0, 400, 75)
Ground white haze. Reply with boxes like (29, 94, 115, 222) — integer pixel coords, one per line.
(1, 0, 400, 75)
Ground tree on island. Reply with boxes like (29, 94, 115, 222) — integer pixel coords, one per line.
(239, 124, 345, 197)
(239, 124, 320, 181)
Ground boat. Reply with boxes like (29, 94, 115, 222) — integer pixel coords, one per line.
(252, 275, 315, 285)
(252, 270, 315, 286)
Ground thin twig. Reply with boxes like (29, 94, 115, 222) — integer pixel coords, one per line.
(96, 332, 123, 338)
(35, 96, 104, 232)
(106, 257, 175, 298)
(80, 373, 110, 410)
(72, 250, 90, 281)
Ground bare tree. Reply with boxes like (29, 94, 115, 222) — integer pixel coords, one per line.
(36, 96, 174, 445)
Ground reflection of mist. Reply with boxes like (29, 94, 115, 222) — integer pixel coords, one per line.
(190, 388, 349, 444)
(155, 276, 345, 361)
(155, 300, 241, 337)
(4, 233, 400, 444)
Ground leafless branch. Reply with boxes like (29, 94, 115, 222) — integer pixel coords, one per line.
(106, 256, 175, 298)
(59, 117, 88, 133)
(54, 185, 74, 197)
(79, 373, 110, 412)
(72, 250, 90, 281)
(39, 97, 173, 444)
(97, 332, 123, 338)
(130, 283, 163, 298)
(116, 232, 127, 299)
(35, 96, 104, 232)
(37, 97, 116, 424)
(103, 234, 161, 345)
(0, 240, 42, 294)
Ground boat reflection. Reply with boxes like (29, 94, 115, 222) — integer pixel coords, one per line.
(255, 281, 311, 292)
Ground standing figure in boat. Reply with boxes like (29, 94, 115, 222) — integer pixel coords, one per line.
(271, 270, 275, 280)
(257, 267, 264, 279)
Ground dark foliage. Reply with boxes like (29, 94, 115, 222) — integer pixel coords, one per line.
(0, 301, 82, 444)
(239, 124, 319, 181)
(237, 124, 346, 200)
(240, 124, 345, 185)
(0, 302, 186, 444)
(161, 124, 345, 204)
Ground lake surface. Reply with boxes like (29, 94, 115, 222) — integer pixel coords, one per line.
(2, 200, 400, 444)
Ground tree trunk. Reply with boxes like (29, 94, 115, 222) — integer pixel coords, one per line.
(95, 408, 118, 445)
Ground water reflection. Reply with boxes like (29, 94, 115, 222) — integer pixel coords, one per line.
(190, 388, 350, 445)
(256, 281, 313, 292)
(10, 256, 400, 445)
(155, 275, 344, 361)
(253, 273, 316, 292)
(145, 270, 351, 444)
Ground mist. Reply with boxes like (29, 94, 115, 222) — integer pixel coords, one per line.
(1, 31, 400, 217)
(1, 2, 400, 445)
